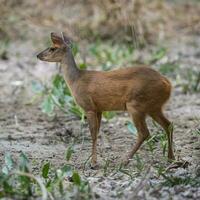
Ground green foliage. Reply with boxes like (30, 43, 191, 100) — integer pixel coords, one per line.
(42, 162, 50, 178)
(150, 47, 167, 63)
(0, 39, 9, 60)
(134, 154, 144, 172)
(177, 69, 200, 93)
(126, 121, 137, 135)
(71, 42, 79, 57)
(0, 152, 92, 200)
(160, 173, 200, 187)
(158, 62, 179, 76)
(65, 145, 74, 161)
(195, 128, 200, 135)
(154, 165, 199, 187)
(146, 130, 167, 156)
(19, 152, 29, 172)
(89, 42, 135, 70)
(0, 153, 32, 198)
(72, 171, 81, 186)
(32, 74, 85, 120)
(41, 95, 55, 115)
(103, 111, 116, 121)
(103, 159, 110, 177)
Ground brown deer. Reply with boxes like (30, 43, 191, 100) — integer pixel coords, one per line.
(37, 32, 175, 168)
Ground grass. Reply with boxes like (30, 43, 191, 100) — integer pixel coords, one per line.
(160, 173, 200, 187)
(0, 152, 93, 200)
(177, 69, 200, 93)
(0, 39, 9, 60)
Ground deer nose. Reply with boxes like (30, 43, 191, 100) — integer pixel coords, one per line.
(37, 53, 43, 60)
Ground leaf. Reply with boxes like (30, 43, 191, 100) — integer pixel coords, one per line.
(3, 181, 13, 193)
(69, 105, 84, 119)
(72, 43, 79, 56)
(52, 74, 63, 88)
(162, 141, 167, 156)
(19, 152, 29, 172)
(103, 111, 116, 120)
(61, 165, 73, 177)
(52, 74, 71, 96)
(159, 63, 179, 75)
(127, 121, 137, 135)
(5, 153, 14, 170)
(41, 95, 55, 115)
(150, 47, 167, 63)
(42, 162, 50, 178)
(79, 63, 87, 70)
(65, 146, 74, 161)
(64, 95, 73, 104)
(72, 171, 81, 186)
(2, 166, 9, 175)
(195, 129, 200, 135)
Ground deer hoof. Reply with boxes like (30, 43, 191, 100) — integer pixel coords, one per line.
(121, 157, 130, 167)
(167, 155, 176, 163)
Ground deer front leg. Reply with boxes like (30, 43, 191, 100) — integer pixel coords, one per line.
(86, 111, 99, 169)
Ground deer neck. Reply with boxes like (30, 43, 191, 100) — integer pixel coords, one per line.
(61, 49, 80, 86)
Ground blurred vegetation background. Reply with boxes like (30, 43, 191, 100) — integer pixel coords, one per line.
(0, 0, 199, 44)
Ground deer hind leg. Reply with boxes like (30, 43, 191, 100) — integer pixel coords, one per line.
(97, 112, 102, 133)
(86, 111, 99, 168)
(149, 109, 175, 161)
(97, 112, 105, 154)
(124, 103, 150, 165)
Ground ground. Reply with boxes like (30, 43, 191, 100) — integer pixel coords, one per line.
(0, 34, 200, 199)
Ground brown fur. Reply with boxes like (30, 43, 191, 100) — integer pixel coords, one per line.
(37, 33, 175, 168)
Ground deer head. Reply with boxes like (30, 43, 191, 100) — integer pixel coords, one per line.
(37, 32, 72, 62)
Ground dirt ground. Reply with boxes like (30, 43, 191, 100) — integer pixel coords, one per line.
(0, 33, 200, 199)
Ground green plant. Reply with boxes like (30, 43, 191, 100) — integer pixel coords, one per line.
(134, 154, 144, 172)
(149, 47, 167, 64)
(146, 130, 167, 156)
(161, 174, 200, 187)
(177, 69, 200, 93)
(195, 128, 200, 135)
(0, 152, 92, 199)
(103, 111, 116, 121)
(0, 39, 9, 60)
(32, 74, 85, 121)
(158, 62, 179, 76)
(89, 41, 135, 70)
(65, 145, 75, 161)
(103, 159, 110, 177)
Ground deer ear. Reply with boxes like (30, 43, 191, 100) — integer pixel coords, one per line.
(61, 32, 73, 47)
(51, 32, 63, 48)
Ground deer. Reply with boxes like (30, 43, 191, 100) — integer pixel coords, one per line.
(37, 32, 175, 169)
